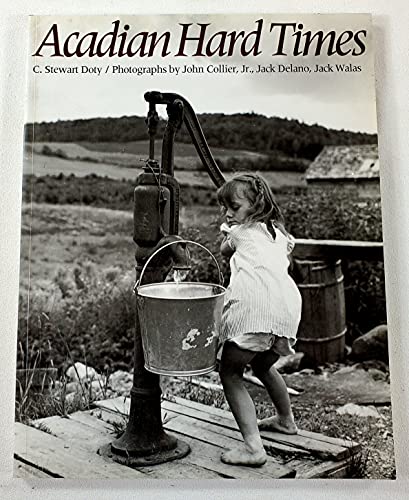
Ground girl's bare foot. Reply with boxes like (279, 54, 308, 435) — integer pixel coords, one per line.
(221, 445, 267, 467)
(257, 415, 298, 434)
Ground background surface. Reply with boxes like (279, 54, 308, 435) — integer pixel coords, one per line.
(1, 0, 408, 498)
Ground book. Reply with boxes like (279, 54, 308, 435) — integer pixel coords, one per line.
(14, 13, 395, 479)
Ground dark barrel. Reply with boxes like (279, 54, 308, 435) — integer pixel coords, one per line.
(294, 259, 346, 365)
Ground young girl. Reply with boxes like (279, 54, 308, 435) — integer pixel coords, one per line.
(217, 173, 302, 467)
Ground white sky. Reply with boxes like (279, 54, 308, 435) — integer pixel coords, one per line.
(27, 14, 378, 133)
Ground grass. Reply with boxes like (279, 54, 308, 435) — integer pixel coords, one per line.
(78, 140, 268, 160)
(18, 201, 218, 289)
(16, 378, 108, 424)
(15, 339, 114, 425)
(19, 203, 135, 288)
(16, 276, 119, 424)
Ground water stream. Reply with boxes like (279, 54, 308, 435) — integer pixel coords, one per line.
(173, 268, 189, 284)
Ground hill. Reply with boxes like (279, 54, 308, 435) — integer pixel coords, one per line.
(24, 112, 377, 162)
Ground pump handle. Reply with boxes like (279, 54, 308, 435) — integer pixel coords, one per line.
(145, 91, 226, 188)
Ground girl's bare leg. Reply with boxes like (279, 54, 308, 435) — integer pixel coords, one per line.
(251, 349, 298, 434)
(219, 341, 267, 466)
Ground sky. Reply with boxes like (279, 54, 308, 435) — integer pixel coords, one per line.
(26, 14, 378, 133)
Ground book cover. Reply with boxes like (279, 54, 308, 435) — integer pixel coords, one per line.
(15, 13, 395, 479)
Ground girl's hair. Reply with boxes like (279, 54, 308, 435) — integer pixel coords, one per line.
(217, 173, 284, 238)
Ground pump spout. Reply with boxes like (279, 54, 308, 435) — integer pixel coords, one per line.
(156, 235, 190, 269)
(137, 235, 190, 285)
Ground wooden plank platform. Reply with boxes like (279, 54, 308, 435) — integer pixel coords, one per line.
(14, 396, 361, 479)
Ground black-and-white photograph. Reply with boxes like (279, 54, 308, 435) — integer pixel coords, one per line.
(14, 13, 395, 480)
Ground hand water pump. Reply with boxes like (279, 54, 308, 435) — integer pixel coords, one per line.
(109, 92, 225, 465)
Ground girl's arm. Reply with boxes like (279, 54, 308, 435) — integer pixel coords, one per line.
(220, 222, 235, 258)
(220, 236, 235, 258)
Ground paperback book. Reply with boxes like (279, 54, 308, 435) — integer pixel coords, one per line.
(15, 14, 395, 479)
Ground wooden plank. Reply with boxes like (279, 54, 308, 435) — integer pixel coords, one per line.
(354, 394, 391, 406)
(288, 457, 351, 479)
(95, 397, 302, 455)
(173, 411, 308, 456)
(297, 430, 360, 454)
(36, 413, 223, 479)
(162, 409, 299, 471)
(172, 433, 296, 479)
(294, 238, 383, 261)
(33, 415, 116, 452)
(14, 458, 55, 478)
(96, 396, 347, 460)
(17, 399, 356, 480)
(14, 422, 147, 479)
(68, 408, 126, 433)
(64, 410, 125, 436)
(281, 456, 320, 478)
(95, 398, 358, 478)
(163, 402, 308, 457)
(95, 397, 129, 415)
(173, 374, 300, 395)
(69, 412, 224, 478)
(326, 462, 351, 479)
(163, 397, 351, 460)
(86, 408, 295, 478)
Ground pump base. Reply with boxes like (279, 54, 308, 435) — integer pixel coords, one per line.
(99, 439, 191, 467)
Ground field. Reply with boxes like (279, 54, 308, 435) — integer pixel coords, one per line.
(18, 202, 206, 289)
(78, 140, 268, 160)
(23, 155, 305, 189)
(19, 203, 135, 288)
(24, 141, 306, 189)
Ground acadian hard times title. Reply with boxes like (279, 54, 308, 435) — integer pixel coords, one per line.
(32, 20, 368, 58)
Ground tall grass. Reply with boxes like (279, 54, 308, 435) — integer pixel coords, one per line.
(17, 262, 136, 375)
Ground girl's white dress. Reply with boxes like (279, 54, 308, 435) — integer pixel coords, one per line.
(220, 221, 302, 354)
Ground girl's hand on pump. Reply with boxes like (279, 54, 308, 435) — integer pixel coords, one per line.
(220, 236, 235, 258)
(220, 223, 235, 258)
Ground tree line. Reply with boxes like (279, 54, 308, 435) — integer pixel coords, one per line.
(25, 112, 377, 161)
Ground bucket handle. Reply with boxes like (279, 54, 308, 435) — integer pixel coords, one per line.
(134, 239, 224, 293)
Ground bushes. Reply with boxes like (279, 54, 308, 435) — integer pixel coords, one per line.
(279, 187, 384, 339)
(41, 145, 68, 159)
(280, 187, 383, 242)
(218, 154, 309, 172)
(22, 175, 135, 211)
(18, 263, 136, 374)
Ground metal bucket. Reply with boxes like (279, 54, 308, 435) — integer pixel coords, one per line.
(136, 241, 226, 376)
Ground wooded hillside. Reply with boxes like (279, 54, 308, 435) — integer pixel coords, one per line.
(25, 113, 377, 161)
